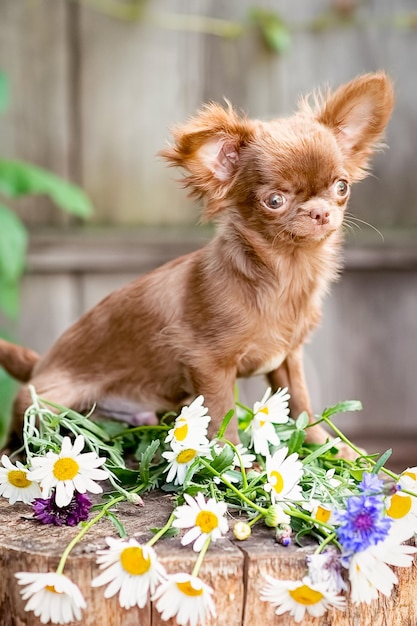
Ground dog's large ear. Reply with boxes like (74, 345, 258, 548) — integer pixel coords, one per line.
(316, 72, 394, 180)
(159, 102, 255, 219)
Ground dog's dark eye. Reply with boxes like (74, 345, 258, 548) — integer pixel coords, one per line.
(265, 193, 286, 210)
(335, 179, 349, 197)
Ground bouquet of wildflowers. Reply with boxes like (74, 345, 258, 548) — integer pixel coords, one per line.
(1, 385, 416, 625)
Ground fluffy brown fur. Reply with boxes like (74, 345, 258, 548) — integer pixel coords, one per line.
(0, 73, 394, 449)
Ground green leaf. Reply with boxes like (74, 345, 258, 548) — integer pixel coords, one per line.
(0, 159, 93, 218)
(287, 429, 306, 455)
(250, 9, 292, 54)
(139, 440, 160, 485)
(322, 401, 363, 419)
(105, 510, 128, 538)
(150, 526, 179, 539)
(0, 203, 28, 283)
(111, 466, 140, 483)
(217, 409, 235, 439)
(302, 439, 341, 465)
(0, 72, 9, 114)
(295, 411, 309, 431)
(371, 449, 392, 475)
(211, 444, 235, 475)
(0, 276, 20, 319)
(0, 368, 17, 448)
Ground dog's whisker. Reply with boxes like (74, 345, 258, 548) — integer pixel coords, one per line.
(345, 214, 385, 241)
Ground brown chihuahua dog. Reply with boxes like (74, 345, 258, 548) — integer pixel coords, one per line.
(0, 72, 393, 451)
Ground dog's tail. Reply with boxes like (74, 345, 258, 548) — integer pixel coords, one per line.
(0, 338, 40, 382)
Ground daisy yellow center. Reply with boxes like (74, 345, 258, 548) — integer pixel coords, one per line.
(45, 585, 63, 594)
(289, 584, 324, 605)
(314, 505, 331, 524)
(120, 546, 151, 575)
(176, 580, 204, 597)
(386, 494, 412, 519)
(196, 510, 219, 533)
(258, 406, 269, 416)
(174, 422, 188, 442)
(404, 471, 417, 481)
(7, 469, 31, 488)
(270, 470, 284, 494)
(53, 457, 80, 481)
(176, 449, 197, 464)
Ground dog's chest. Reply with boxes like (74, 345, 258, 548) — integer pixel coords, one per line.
(236, 276, 325, 377)
(250, 351, 286, 376)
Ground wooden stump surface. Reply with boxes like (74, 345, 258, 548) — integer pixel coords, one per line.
(0, 492, 416, 626)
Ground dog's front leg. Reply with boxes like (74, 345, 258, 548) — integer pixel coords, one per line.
(266, 346, 330, 445)
(190, 366, 238, 443)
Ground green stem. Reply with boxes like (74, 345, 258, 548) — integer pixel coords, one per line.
(200, 458, 267, 516)
(315, 531, 340, 554)
(321, 416, 401, 481)
(284, 507, 334, 532)
(191, 536, 212, 578)
(248, 513, 264, 528)
(111, 424, 169, 440)
(56, 494, 125, 575)
(219, 438, 249, 491)
(147, 512, 176, 548)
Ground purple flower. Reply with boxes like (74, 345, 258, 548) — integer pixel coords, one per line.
(32, 490, 92, 526)
(307, 548, 347, 594)
(358, 473, 384, 495)
(335, 493, 392, 554)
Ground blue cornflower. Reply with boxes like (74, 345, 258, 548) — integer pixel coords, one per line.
(335, 493, 392, 553)
(358, 472, 384, 495)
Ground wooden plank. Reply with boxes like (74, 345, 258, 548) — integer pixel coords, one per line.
(25, 229, 211, 273)
(0, 0, 75, 225)
(17, 274, 81, 353)
(23, 230, 417, 274)
(78, 0, 211, 225)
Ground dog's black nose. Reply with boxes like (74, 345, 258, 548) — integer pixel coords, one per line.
(310, 208, 330, 225)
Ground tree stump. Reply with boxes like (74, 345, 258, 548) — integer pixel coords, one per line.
(0, 492, 416, 626)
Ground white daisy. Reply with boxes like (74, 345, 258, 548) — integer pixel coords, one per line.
(0, 454, 42, 504)
(91, 537, 166, 609)
(305, 501, 334, 526)
(15, 571, 86, 624)
(162, 442, 211, 486)
(385, 491, 417, 537)
(348, 530, 417, 604)
(172, 492, 229, 552)
(27, 435, 109, 507)
(165, 396, 211, 448)
(152, 573, 216, 626)
(264, 446, 303, 503)
(385, 468, 417, 537)
(247, 387, 290, 456)
(260, 575, 346, 622)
